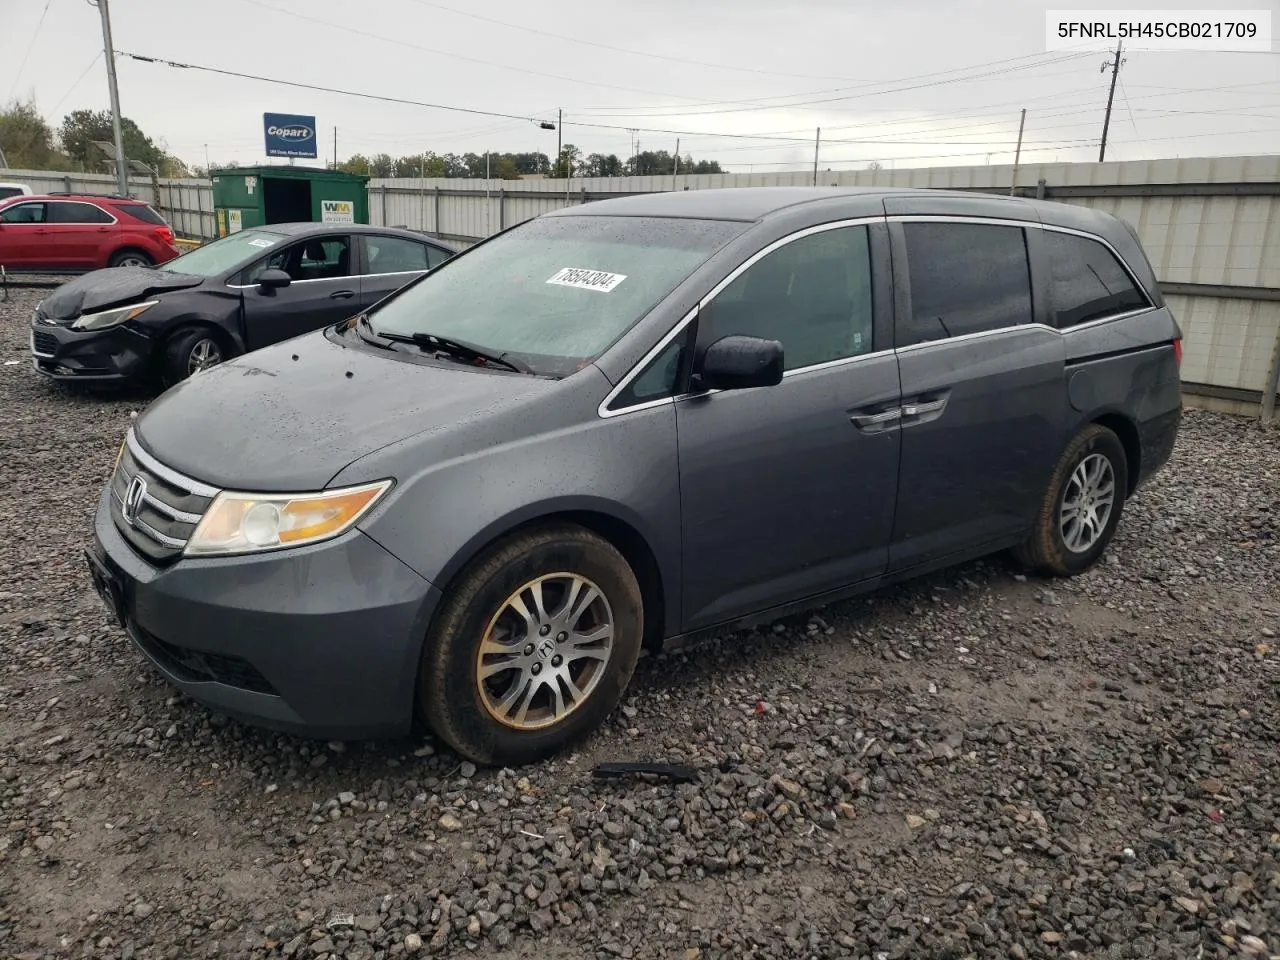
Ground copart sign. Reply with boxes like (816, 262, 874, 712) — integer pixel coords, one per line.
(263, 112, 318, 158)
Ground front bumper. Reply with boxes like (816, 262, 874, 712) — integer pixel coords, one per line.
(30, 320, 153, 381)
(89, 488, 440, 739)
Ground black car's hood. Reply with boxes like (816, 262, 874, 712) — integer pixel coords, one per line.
(38, 267, 203, 321)
(134, 330, 554, 491)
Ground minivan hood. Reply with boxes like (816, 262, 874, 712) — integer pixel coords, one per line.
(134, 330, 554, 491)
(38, 267, 203, 321)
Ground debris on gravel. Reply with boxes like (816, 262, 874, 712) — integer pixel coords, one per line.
(1, 286, 1277, 959)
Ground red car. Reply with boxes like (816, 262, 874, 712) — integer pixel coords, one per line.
(0, 193, 181, 271)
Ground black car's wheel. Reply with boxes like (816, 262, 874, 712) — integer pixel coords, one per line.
(1013, 423, 1129, 577)
(162, 328, 226, 385)
(109, 249, 153, 268)
(419, 524, 643, 766)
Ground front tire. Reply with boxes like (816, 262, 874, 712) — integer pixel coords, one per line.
(420, 525, 643, 766)
(1014, 424, 1128, 576)
(162, 328, 226, 385)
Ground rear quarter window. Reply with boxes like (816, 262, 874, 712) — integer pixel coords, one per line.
(116, 203, 168, 225)
(1044, 231, 1149, 328)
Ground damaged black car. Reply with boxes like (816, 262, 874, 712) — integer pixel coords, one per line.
(29, 223, 454, 386)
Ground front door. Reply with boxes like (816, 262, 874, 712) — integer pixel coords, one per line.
(238, 234, 357, 348)
(887, 218, 1066, 573)
(676, 221, 902, 630)
(0, 201, 51, 268)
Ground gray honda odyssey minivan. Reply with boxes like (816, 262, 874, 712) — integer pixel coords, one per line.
(87, 187, 1182, 765)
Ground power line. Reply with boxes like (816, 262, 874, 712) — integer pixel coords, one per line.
(118, 51, 554, 125)
(7, 0, 54, 101)
(404, 0, 1111, 93)
(48, 50, 102, 115)
(118, 52, 1279, 163)
(568, 53, 1097, 119)
(236, 0, 723, 107)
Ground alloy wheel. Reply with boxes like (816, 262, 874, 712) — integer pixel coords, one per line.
(476, 573, 615, 730)
(1059, 452, 1116, 553)
(187, 338, 223, 375)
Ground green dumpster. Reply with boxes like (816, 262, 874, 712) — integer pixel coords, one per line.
(210, 165, 369, 237)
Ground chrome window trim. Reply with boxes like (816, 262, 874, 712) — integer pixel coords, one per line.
(890, 214, 1156, 308)
(363, 267, 429, 280)
(226, 234, 356, 289)
(227, 275, 357, 290)
(598, 213, 1160, 419)
(46, 199, 119, 226)
(597, 216, 884, 419)
(0, 200, 49, 225)
(125, 428, 220, 497)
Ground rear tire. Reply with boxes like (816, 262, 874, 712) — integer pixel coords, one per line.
(109, 249, 153, 268)
(162, 327, 226, 386)
(420, 525, 643, 766)
(1013, 424, 1128, 577)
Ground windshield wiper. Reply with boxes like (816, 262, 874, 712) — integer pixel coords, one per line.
(350, 313, 398, 351)
(406, 332, 533, 375)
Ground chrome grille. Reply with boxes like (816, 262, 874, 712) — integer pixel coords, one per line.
(110, 433, 219, 563)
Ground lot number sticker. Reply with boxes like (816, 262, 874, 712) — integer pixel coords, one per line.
(546, 267, 627, 293)
(247, 236, 275, 248)
(321, 200, 355, 224)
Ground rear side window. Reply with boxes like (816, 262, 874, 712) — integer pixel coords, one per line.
(426, 245, 452, 268)
(1044, 231, 1149, 327)
(117, 203, 167, 225)
(48, 201, 114, 224)
(899, 222, 1032, 346)
(0, 186, 27, 200)
(365, 235, 430, 275)
(0, 202, 45, 224)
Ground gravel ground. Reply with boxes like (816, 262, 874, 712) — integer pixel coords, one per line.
(1, 282, 1278, 960)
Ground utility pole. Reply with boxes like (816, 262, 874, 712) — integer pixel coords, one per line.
(333, 127, 338, 169)
(1099, 40, 1123, 163)
(556, 108, 563, 178)
(204, 143, 210, 172)
(92, 0, 128, 196)
(1010, 108, 1026, 196)
(812, 128, 821, 186)
(673, 137, 680, 187)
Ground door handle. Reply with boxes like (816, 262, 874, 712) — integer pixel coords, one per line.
(899, 394, 950, 427)
(329, 290, 355, 300)
(849, 408, 901, 428)
(901, 398, 946, 417)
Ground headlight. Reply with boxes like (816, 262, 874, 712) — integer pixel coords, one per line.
(71, 300, 159, 331)
(185, 480, 393, 557)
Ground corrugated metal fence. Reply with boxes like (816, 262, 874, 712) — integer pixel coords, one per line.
(4, 157, 1278, 413)
(0, 168, 216, 241)
(366, 155, 1280, 415)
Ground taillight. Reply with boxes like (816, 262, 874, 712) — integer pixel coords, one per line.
(1173, 337, 1183, 366)
(157, 226, 174, 243)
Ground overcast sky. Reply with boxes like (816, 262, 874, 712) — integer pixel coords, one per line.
(4, 0, 1279, 173)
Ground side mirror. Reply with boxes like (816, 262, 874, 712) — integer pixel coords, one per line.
(257, 268, 292, 291)
(693, 334, 784, 391)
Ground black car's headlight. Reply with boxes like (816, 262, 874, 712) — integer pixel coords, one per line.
(71, 300, 159, 331)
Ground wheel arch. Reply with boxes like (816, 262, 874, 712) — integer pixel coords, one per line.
(160, 314, 245, 355)
(425, 501, 672, 654)
(107, 246, 153, 267)
(1089, 410, 1141, 495)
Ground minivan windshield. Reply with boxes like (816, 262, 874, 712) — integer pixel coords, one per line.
(156, 229, 287, 278)
(366, 215, 745, 377)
